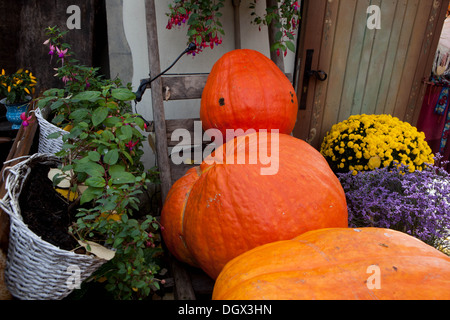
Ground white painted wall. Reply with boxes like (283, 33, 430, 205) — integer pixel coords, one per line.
(114, 0, 298, 169)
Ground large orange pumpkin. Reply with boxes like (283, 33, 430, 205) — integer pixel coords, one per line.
(160, 133, 348, 279)
(200, 49, 298, 143)
(212, 228, 450, 300)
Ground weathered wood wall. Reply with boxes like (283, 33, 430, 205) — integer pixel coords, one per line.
(294, 0, 450, 150)
(10, 0, 108, 94)
(0, 1, 22, 76)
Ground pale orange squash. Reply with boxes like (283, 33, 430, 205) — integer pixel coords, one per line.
(212, 228, 450, 300)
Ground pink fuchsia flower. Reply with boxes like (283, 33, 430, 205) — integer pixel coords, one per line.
(56, 47, 68, 65)
(48, 44, 55, 56)
(20, 112, 33, 127)
(125, 140, 139, 151)
(61, 76, 70, 84)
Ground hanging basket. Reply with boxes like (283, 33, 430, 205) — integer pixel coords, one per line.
(34, 107, 68, 154)
(0, 153, 106, 300)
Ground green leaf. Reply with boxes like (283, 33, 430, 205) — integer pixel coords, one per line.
(275, 31, 283, 41)
(113, 237, 124, 248)
(101, 130, 115, 141)
(44, 88, 65, 97)
(111, 88, 136, 101)
(121, 150, 134, 165)
(51, 114, 65, 125)
(88, 151, 101, 162)
(85, 176, 106, 188)
(187, 28, 198, 36)
(50, 99, 65, 111)
(62, 143, 76, 150)
(104, 116, 120, 127)
(46, 132, 62, 139)
(286, 31, 295, 40)
(92, 107, 108, 126)
(67, 126, 83, 139)
(109, 164, 125, 175)
(104, 149, 119, 165)
(69, 108, 89, 121)
(286, 40, 296, 53)
(75, 161, 105, 177)
(37, 96, 55, 109)
(120, 125, 133, 141)
(106, 101, 119, 109)
(80, 187, 103, 204)
(111, 171, 136, 185)
(187, 13, 198, 25)
(73, 91, 101, 101)
(133, 116, 144, 129)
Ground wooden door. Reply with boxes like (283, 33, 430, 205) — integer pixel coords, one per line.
(293, 0, 449, 150)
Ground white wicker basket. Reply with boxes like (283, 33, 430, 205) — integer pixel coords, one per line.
(0, 154, 106, 300)
(34, 107, 68, 154)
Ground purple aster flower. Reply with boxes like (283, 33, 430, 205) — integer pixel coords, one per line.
(338, 156, 450, 254)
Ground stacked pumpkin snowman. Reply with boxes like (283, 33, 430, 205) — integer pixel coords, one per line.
(161, 50, 450, 300)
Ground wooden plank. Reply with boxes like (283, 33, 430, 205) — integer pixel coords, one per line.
(375, 0, 407, 115)
(339, 0, 371, 120)
(145, 0, 196, 301)
(312, 0, 340, 148)
(383, 0, 420, 116)
(148, 72, 293, 101)
(169, 257, 196, 300)
(393, 0, 433, 121)
(362, 0, 397, 115)
(320, 0, 357, 137)
(0, 103, 38, 301)
(152, 75, 208, 101)
(147, 118, 206, 147)
(293, 0, 327, 144)
(351, 0, 377, 115)
(17, 0, 98, 93)
(170, 162, 198, 185)
(232, 0, 242, 49)
(145, 0, 172, 203)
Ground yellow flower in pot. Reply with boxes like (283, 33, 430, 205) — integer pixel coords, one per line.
(321, 114, 434, 174)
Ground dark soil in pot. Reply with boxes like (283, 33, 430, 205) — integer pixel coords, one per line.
(18, 162, 79, 251)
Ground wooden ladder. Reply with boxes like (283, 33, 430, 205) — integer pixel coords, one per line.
(143, 0, 290, 299)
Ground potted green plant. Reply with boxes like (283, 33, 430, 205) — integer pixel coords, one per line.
(0, 68, 37, 129)
(0, 153, 109, 300)
(40, 84, 164, 299)
(37, 26, 164, 299)
(0, 26, 164, 300)
(36, 26, 123, 154)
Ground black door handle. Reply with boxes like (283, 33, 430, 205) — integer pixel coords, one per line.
(299, 49, 328, 110)
(308, 69, 328, 81)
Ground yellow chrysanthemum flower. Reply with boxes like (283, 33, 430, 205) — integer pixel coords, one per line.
(320, 114, 434, 174)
